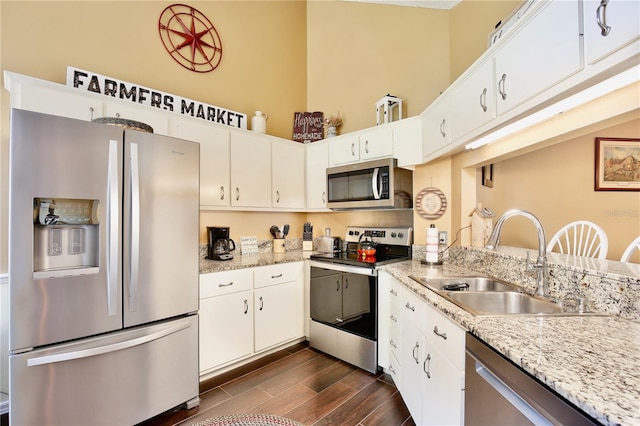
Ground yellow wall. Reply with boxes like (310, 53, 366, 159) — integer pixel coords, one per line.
(475, 119, 640, 262)
(306, 1, 452, 132)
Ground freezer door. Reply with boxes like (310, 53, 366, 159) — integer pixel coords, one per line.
(10, 315, 199, 425)
(8, 109, 124, 351)
(123, 130, 199, 327)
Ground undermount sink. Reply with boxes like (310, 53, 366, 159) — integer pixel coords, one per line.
(444, 291, 564, 315)
(411, 276, 518, 293)
(410, 275, 603, 317)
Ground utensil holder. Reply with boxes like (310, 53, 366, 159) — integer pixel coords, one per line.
(273, 238, 286, 253)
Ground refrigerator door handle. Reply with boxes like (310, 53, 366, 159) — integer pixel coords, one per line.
(27, 319, 192, 367)
(107, 139, 119, 316)
(129, 142, 140, 312)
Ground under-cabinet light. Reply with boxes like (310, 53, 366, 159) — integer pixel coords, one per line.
(464, 65, 640, 150)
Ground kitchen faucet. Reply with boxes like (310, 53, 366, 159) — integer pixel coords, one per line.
(485, 209, 549, 298)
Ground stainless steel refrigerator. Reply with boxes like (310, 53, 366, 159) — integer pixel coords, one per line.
(8, 109, 200, 425)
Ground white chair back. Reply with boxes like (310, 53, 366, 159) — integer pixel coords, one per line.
(620, 236, 640, 263)
(546, 221, 608, 260)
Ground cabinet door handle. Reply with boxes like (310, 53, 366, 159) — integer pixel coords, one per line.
(405, 302, 415, 311)
(218, 281, 234, 287)
(220, 186, 225, 200)
(390, 289, 398, 296)
(596, 0, 611, 36)
(433, 325, 447, 340)
(322, 191, 326, 203)
(259, 296, 264, 311)
(389, 365, 396, 375)
(423, 353, 431, 378)
(276, 190, 280, 203)
(439, 118, 446, 138)
(365, 140, 369, 154)
(271, 274, 283, 279)
(480, 87, 488, 112)
(389, 314, 397, 323)
(390, 339, 397, 348)
(336, 280, 341, 291)
(244, 299, 249, 314)
(412, 342, 420, 364)
(351, 142, 356, 156)
(235, 187, 240, 201)
(345, 278, 349, 289)
(498, 73, 508, 100)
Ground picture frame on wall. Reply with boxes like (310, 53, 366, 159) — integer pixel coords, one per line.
(594, 137, 640, 191)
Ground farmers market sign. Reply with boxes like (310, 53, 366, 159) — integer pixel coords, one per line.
(66, 66, 247, 129)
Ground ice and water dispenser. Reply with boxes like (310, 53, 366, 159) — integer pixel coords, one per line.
(33, 198, 100, 278)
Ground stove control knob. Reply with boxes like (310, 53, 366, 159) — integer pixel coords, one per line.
(349, 230, 354, 235)
(391, 232, 397, 238)
(398, 232, 404, 238)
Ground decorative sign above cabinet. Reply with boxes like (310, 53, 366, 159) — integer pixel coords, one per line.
(67, 66, 247, 129)
(292, 112, 324, 143)
(158, 4, 223, 73)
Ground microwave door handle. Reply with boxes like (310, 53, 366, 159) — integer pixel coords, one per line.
(372, 167, 381, 199)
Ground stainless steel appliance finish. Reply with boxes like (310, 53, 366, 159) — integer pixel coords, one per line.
(8, 109, 200, 425)
(326, 158, 413, 210)
(309, 226, 412, 374)
(465, 333, 598, 425)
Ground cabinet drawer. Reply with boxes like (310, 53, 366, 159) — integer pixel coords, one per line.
(425, 304, 465, 370)
(200, 269, 253, 299)
(254, 262, 303, 288)
(400, 288, 426, 333)
(388, 351, 401, 387)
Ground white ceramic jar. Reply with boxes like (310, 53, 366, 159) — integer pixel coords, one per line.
(251, 111, 268, 133)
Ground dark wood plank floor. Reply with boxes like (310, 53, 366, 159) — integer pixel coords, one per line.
(140, 342, 415, 426)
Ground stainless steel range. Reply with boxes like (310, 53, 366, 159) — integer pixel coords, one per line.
(309, 226, 412, 373)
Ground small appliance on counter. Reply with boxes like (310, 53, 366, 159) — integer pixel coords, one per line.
(207, 226, 236, 260)
(316, 227, 341, 253)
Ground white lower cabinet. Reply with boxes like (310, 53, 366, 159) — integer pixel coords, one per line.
(254, 281, 299, 351)
(200, 290, 253, 372)
(199, 262, 304, 375)
(389, 276, 465, 426)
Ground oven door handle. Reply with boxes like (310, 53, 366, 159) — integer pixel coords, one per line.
(372, 167, 381, 200)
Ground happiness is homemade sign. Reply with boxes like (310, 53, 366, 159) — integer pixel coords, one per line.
(66, 67, 247, 129)
(292, 111, 324, 143)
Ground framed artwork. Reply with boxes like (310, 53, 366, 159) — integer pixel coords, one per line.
(595, 137, 640, 191)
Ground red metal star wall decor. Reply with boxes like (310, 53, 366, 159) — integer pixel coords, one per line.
(158, 4, 223, 73)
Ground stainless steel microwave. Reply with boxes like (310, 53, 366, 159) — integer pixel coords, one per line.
(326, 158, 413, 209)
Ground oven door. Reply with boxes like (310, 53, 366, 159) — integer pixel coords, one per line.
(309, 261, 377, 341)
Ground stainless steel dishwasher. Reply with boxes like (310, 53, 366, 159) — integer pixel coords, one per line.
(465, 333, 598, 425)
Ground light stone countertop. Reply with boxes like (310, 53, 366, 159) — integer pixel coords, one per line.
(199, 250, 640, 425)
(382, 260, 640, 426)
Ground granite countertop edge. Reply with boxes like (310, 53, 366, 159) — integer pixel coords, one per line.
(199, 251, 640, 426)
(381, 260, 640, 426)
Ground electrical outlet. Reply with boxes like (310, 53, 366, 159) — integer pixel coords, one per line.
(438, 231, 448, 245)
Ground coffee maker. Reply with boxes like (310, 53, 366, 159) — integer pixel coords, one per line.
(207, 226, 236, 261)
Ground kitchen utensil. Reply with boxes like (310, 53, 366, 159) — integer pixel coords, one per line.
(283, 224, 290, 238)
(270, 225, 280, 238)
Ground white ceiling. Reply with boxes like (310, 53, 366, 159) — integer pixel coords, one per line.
(341, 0, 462, 10)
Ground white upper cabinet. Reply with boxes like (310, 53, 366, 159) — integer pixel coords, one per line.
(271, 139, 305, 209)
(493, 0, 583, 116)
(176, 119, 230, 208)
(359, 126, 394, 161)
(421, 94, 451, 163)
(17, 82, 102, 122)
(392, 117, 423, 168)
(583, 0, 640, 65)
(230, 131, 272, 208)
(449, 58, 496, 142)
(329, 133, 360, 166)
(305, 141, 330, 210)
